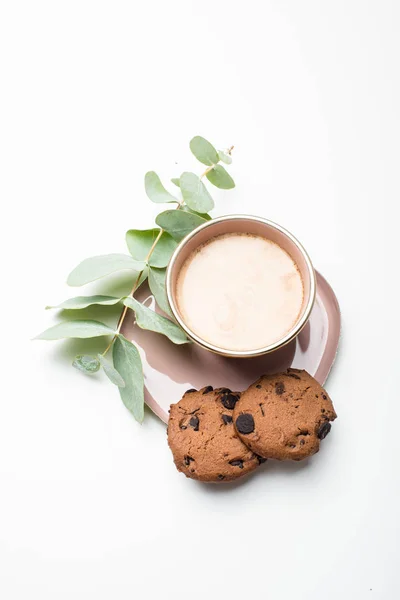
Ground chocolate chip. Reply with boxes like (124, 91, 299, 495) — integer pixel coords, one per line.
(179, 424, 187, 430)
(321, 408, 325, 413)
(229, 459, 244, 469)
(322, 394, 327, 400)
(286, 372, 301, 380)
(256, 455, 267, 465)
(217, 474, 225, 480)
(184, 455, 194, 466)
(300, 439, 305, 446)
(188, 416, 199, 431)
(222, 414, 233, 424)
(221, 393, 240, 410)
(275, 382, 285, 395)
(202, 386, 213, 394)
(235, 413, 255, 434)
(185, 388, 197, 394)
(217, 387, 232, 394)
(256, 384, 262, 389)
(317, 421, 331, 440)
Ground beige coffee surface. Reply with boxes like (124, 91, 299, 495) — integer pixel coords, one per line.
(176, 233, 303, 351)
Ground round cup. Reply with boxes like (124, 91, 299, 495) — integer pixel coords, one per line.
(166, 215, 316, 358)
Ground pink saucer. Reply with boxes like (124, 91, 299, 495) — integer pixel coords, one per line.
(121, 271, 340, 424)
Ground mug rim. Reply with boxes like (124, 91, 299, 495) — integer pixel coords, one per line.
(166, 214, 317, 358)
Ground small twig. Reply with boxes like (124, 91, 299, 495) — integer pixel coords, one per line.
(200, 165, 214, 179)
(145, 228, 163, 260)
(200, 146, 234, 179)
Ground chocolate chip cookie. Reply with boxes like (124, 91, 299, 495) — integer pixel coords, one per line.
(233, 369, 337, 461)
(168, 386, 263, 482)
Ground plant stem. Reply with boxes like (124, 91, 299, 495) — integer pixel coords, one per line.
(200, 165, 214, 179)
(102, 220, 171, 356)
(145, 228, 163, 258)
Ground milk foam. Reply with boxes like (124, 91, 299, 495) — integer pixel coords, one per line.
(176, 233, 304, 351)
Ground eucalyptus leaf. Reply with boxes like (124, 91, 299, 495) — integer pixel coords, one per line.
(123, 297, 188, 344)
(125, 229, 177, 268)
(72, 355, 101, 374)
(67, 254, 145, 287)
(189, 136, 219, 166)
(156, 210, 207, 241)
(35, 320, 115, 340)
(144, 171, 178, 204)
(46, 295, 121, 310)
(113, 335, 144, 423)
(180, 172, 214, 213)
(148, 267, 172, 316)
(218, 150, 232, 165)
(97, 353, 125, 387)
(181, 206, 212, 221)
(171, 178, 180, 187)
(137, 267, 149, 288)
(206, 164, 235, 189)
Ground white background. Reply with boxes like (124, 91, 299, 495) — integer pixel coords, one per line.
(1, 1, 399, 598)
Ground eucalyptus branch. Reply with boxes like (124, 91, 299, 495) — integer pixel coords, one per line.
(35, 136, 236, 423)
(102, 226, 164, 356)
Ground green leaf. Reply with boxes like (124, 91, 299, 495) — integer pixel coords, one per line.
(113, 335, 144, 423)
(148, 267, 172, 316)
(72, 355, 101, 373)
(218, 150, 232, 165)
(181, 206, 212, 221)
(67, 254, 145, 287)
(171, 178, 180, 187)
(180, 172, 214, 213)
(123, 296, 188, 345)
(156, 210, 207, 241)
(46, 295, 121, 310)
(189, 136, 219, 166)
(34, 320, 115, 340)
(206, 164, 235, 189)
(125, 229, 178, 268)
(144, 171, 178, 204)
(137, 267, 149, 288)
(97, 353, 125, 387)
